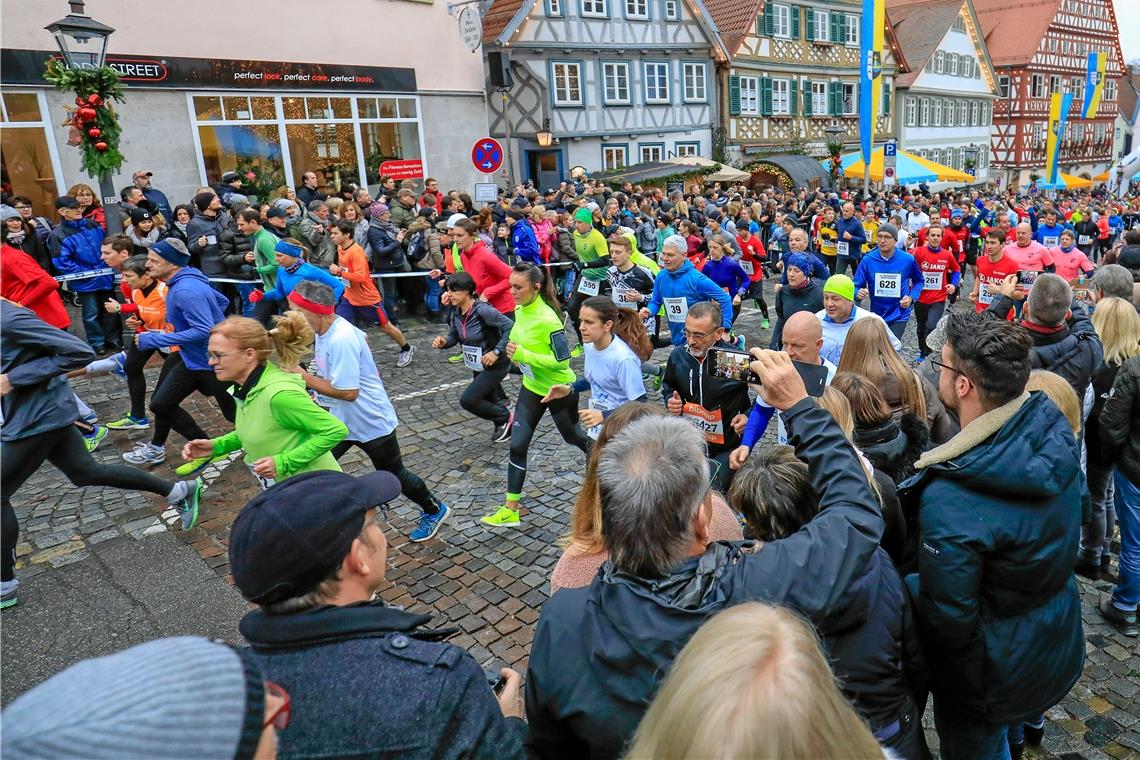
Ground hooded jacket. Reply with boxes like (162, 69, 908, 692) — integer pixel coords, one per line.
(240, 602, 526, 760)
(901, 392, 1084, 725)
(510, 218, 542, 265)
(47, 218, 109, 292)
(1099, 355, 1140, 485)
(136, 267, 230, 371)
(524, 401, 888, 759)
(853, 246, 924, 324)
(1, 244, 69, 329)
(644, 260, 734, 346)
(853, 413, 930, 485)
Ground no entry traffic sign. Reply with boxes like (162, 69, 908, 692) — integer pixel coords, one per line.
(472, 137, 504, 174)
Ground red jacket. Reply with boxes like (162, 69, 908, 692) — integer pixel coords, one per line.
(461, 240, 514, 314)
(1, 244, 70, 329)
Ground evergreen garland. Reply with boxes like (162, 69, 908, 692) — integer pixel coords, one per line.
(43, 60, 126, 180)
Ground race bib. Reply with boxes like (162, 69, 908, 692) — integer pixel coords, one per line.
(664, 297, 689, 324)
(577, 277, 600, 296)
(978, 283, 997, 305)
(643, 314, 656, 332)
(462, 344, 483, 372)
(586, 397, 612, 441)
(1079, 234, 1092, 245)
(248, 464, 275, 491)
(739, 260, 755, 276)
(611, 287, 637, 309)
(922, 271, 943, 291)
(682, 402, 724, 445)
(836, 241, 849, 257)
(518, 362, 535, 380)
(1043, 236, 1059, 248)
(874, 272, 902, 298)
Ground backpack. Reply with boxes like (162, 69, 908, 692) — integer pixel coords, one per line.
(636, 220, 657, 253)
(405, 229, 428, 264)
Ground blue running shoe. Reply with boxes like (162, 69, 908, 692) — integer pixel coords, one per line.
(409, 503, 450, 542)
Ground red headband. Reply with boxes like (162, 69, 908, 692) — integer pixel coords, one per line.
(288, 290, 335, 315)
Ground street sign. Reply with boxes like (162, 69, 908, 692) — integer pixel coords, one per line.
(379, 159, 424, 181)
(884, 140, 897, 157)
(966, 167, 976, 177)
(474, 182, 499, 203)
(458, 7, 482, 52)
(883, 139, 898, 187)
(472, 137, 504, 174)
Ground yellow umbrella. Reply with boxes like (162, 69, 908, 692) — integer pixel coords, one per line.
(840, 147, 973, 184)
(1037, 172, 1092, 189)
(1094, 171, 1109, 182)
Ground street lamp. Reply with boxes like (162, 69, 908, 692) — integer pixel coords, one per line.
(824, 121, 846, 189)
(536, 118, 554, 148)
(45, 1, 115, 70)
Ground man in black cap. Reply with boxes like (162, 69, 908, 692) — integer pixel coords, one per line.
(214, 171, 244, 208)
(186, 192, 227, 279)
(230, 471, 526, 759)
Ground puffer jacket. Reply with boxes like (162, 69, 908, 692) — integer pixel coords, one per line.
(47, 218, 109, 292)
(389, 199, 418, 230)
(185, 212, 226, 275)
(1099, 354, 1140, 485)
(219, 226, 257, 279)
(367, 218, 406, 272)
(901, 391, 1084, 725)
(853, 413, 930, 485)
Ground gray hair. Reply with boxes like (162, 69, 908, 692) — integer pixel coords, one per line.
(293, 280, 336, 308)
(308, 200, 328, 212)
(1026, 274, 1072, 327)
(662, 234, 689, 254)
(1093, 264, 1134, 301)
(597, 416, 709, 578)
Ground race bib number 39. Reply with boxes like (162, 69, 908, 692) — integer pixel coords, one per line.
(664, 297, 689, 324)
(681, 402, 724, 445)
(874, 272, 902, 298)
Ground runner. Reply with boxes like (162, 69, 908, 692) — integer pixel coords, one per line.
(542, 295, 652, 440)
(1001, 223, 1056, 287)
(3, 299, 203, 608)
(913, 225, 961, 358)
(248, 238, 344, 312)
(639, 235, 734, 348)
(288, 281, 452, 542)
(483, 263, 591, 528)
(736, 224, 771, 330)
(327, 219, 416, 368)
(853, 224, 924, 341)
(835, 202, 866, 277)
(181, 314, 347, 489)
(569, 207, 612, 351)
(1049, 228, 1096, 283)
(431, 271, 515, 443)
(816, 206, 839, 274)
(700, 234, 750, 327)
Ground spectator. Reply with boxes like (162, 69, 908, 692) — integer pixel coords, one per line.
(1089, 263, 1135, 304)
(2, 203, 51, 273)
(904, 310, 1084, 758)
(229, 470, 527, 758)
(833, 371, 929, 484)
(297, 170, 327, 208)
(506, 207, 541, 265)
(298, 200, 336, 270)
(525, 352, 883, 759)
(1, 636, 284, 759)
(166, 203, 194, 247)
(9, 195, 54, 246)
(0, 242, 69, 329)
(125, 207, 162, 255)
(389, 188, 419, 230)
(48, 196, 116, 353)
(214, 171, 245, 208)
(132, 169, 172, 220)
(186, 191, 227, 278)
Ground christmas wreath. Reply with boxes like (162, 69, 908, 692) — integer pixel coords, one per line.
(43, 60, 125, 179)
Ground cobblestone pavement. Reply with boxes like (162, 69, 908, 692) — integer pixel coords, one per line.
(9, 280, 1140, 756)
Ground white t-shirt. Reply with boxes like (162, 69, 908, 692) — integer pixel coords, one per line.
(584, 336, 647, 412)
(760, 357, 838, 445)
(313, 317, 399, 441)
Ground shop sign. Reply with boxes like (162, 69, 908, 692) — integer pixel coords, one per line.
(379, 159, 425, 181)
(1, 49, 416, 92)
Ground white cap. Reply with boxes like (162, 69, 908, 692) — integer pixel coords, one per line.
(446, 213, 467, 229)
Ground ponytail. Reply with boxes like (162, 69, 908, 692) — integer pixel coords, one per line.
(268, 310, 315, 368)
(581, 295, 653, 361)
(513, 261, 561, 313)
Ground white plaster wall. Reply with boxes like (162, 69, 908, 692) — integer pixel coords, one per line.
(419, 93, 495, 191)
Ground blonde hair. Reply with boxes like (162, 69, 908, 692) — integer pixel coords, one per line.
(67, 183, 101, 207)
(627, 603, 883, 759)
(838, 318, 927, 421)
(325, 197, 344, 215)
(1027, 370, 1082, 436)
(1092, 296, 1140, 367)
(815, 387, 854, 439)
(530, 204, 546, 221)
(210, 313, 313, 369)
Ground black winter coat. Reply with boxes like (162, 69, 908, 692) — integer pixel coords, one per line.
(219, 227, 257, 279)
(525, 401, 900, 759)
(855, 413, 930, 485)
(771, 280, 825, 349)
(1100, 354, 1140, 485)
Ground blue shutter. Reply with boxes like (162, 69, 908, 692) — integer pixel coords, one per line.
(791, 6, 800, 38)
(763, 1, 775, 35)
(789, 79, 798, 116)
(804, 7, 814, 40)
(829, 11, 842, 43)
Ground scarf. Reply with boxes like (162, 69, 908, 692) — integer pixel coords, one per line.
(6, 230, 26, 246)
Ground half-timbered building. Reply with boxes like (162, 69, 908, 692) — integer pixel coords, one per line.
(974, 0, 1124, 189)
(481, 0, 728, 185)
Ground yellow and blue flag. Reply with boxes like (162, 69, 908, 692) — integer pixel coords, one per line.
(859, 0, 884, 166)
(1081, 51, 1106, 119)
(1045, 92, 1073, 185)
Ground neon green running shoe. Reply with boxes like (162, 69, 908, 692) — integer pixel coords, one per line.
(570, 344, 584, 358)
(480, 506, 521, 528)
(448, 353, 463, 363)
(174, 452, 230, 478)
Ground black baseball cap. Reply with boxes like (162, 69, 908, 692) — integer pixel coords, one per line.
(228, 471, 402, 604)
(221, 171, 242, 184)
(55, 196, 80, 210)
(266, 206, 288, 220)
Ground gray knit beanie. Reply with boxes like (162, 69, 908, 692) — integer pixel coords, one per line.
(0, 204, 20, 224)
(1, 636, 266, 759)
(878, 223, 899, 241)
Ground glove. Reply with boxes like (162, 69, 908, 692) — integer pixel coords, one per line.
(248, 289, 264, 303)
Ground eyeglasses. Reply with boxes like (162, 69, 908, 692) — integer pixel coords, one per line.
(206, 350, 240, 362)
(682, 328, 718, 340)
(13, 205, 31, 211)
(361, 507, 388, 535)
(264, 681, 291, 730)
(927, 356, 971, 385)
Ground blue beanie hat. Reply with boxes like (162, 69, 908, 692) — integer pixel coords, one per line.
(274, 240, 303, 258)
(785, 252, 814, 280)
(151, 238, 190, 267)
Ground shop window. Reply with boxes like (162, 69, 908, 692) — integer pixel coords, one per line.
(1, 92, 62, 218)
(197, 124, 287, 200)
(287, 123, 360, 189)
(360, 121, 422, 184)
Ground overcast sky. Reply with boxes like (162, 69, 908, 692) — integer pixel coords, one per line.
(1116, 0, 1139, 63)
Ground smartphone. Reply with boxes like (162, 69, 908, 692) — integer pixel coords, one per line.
(550, 330, 572, 362)
(1016, 270, 1040, 288)
(706, 348, 829, 398)
(484, 668, 507, 694)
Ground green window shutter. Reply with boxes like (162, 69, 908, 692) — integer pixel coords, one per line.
(760, 77, 773, 115)
(729, 74, 741, 115)
(791, 6, 800, 38)
(763, 1, 774, 35)
(789, 79, 798, 115)
(829, 11, 841, 43)
(829, 81, 841, 115)
(804, 7, 814, 40)
(803, 78, 813, 115)
(882, 79, 891, 115)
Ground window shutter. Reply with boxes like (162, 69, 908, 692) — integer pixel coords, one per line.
(882, 79, 891, 115)
(829, 11, 841, 43)
(805, 8, 814, 40)
(802, 78, 813, 115)
(760, 77, 773, 115)
(791, 6, 800, 38)
(789, 79, 798, 115)
(829, 81, 841, 115)
(763, 1, 774, 35)
(729, 74, 741, 115)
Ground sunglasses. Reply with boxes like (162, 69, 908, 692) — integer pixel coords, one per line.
(264, 681, 291, 730)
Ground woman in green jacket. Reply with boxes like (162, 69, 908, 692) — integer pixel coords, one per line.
(482, 263, 592, 528)
(181, 313, 347, 489)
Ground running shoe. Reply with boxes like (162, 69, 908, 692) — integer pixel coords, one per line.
(105, 414, 149, 430)
(174, 451, 229, 478)
(492, 413, 514, 443)
(734, 334, 747, 351)
(83, 425, 109, 453)
(570, 344, 584, 358)
(448, 353, 463, 363)
(123, 442, 166, 466)
(409, 503, 450, 542)
(176, 479, 204, 531)
(760, 318, 770, 330)
(481, 506, 521, 528)
(397, 345, 417, 368)
(0, 579, 18, 610)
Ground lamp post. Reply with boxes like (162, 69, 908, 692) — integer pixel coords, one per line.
(536, 118, 554, 148)
(964, 146, 978, 184)
(45, 0, 122, 229)
(824, 122, 845, 190)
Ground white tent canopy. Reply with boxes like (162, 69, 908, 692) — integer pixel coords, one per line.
(664, 156, 751, 183)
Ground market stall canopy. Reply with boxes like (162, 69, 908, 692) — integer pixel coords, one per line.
(828, 147, 973, 184)
(664, 156, 751, 183)
(744, 154, 832, 190)
(592, 159, 720, 187)
(1036, 172, 1092, 190)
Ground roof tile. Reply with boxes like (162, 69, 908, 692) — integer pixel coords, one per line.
(886, 0, 964, 88)
(972, 0, 1059, 67)
(483, 0, 530, 44)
